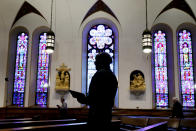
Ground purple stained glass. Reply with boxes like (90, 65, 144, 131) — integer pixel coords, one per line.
(155, 67, 168, 81)
(36, 33, 49, 106)
(155, 81, 168, 94)
(181, 81, 194, 94)
(87, 24, 114, 92)
(13, 33, 28, 106)
(179, 43, 192, 54)
(180, 54, 192, 67)
(156, 94, 168, 107)
(182, 94, 194, 107)
(180, 67, 194, 81)
(36, 93, 47, 107)
(155, 54, 167, 67)
(178, 30, 195, 107)
(154, 30, 168, 107)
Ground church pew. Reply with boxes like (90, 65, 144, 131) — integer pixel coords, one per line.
(180, 118, 196, 130)
(147, 117, 169, 125)
(147, 117, 180, 130)
(167, 118, 181, 129)
(1, 108, 196, 120)
(0, 119, 76, 129)
(134, 121, 168, 131)
(0, 120, 121, 131)
(0, 122, 88, 131)
(0, 118, 32, 122)
(120, 116, 148, 130)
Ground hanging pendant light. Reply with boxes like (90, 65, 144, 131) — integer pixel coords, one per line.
(142, 0, 152, 53)
(46, 0, 55, 54)
(46, 30, 55, 54)
(142, 29, 152, 53)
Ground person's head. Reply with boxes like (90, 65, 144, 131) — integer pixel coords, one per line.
(61, 97, 65, 103)
(172, 97, 178, 103)
(95, 52, 112, 70)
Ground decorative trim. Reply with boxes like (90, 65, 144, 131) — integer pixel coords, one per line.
(12, 1, 46, 28)
(81, 0, 119, 25)
(154, 0, 196, 23)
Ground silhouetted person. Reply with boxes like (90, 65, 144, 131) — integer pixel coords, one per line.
(57, 97, 67, 119)
(171, 97, 184, 118)
(70, 52, 118, 130)
(87, 52, 118, 130)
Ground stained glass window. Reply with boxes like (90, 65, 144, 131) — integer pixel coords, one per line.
(87, 24, 114, 92)
(13, 33, 28, 107)
(178, 30, 195, 107)
(154, 30, 169, 107)
(36, 33, 49, 107)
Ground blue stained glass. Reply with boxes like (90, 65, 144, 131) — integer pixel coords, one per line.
(180, 67, 194, 81)
(178, 30, 195, 107)
(181, 81, 194, 94)
(155, 81, 168, 94)
(36, 33, 49, 107)
(182, 95, 194, 107)
(180, 54, 193, 67)
(36, 93, 47, 107)
(156, 94, 168, 107)
(155, 54, 167, 67)
(154, 30, 168, 107)
(87, 24, 115, 92)
(13, 33, 28, 107)
(155, 67, 168, 81)
(179, 42, 192, 54)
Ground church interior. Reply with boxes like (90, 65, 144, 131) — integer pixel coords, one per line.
(0, 0, 196, 130)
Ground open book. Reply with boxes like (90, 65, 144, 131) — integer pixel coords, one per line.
(69, 90, 87, 104)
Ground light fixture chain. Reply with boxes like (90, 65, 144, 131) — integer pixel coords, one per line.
(146, 0, 148, 29)
(50, 0, 54, 30)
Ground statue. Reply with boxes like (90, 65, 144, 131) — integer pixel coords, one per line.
(55, 63, 71, 91)
(130, 72, 146, 96)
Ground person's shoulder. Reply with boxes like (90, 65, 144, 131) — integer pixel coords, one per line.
(97, 69, 112, 73)
(95, 69, 112, 76)
(96, 69, 117, 80)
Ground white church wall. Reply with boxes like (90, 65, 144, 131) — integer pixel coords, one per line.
(106, 0, 155, 109)
(48, 0, 94, 108)
(0, 0, 25, 107)
(0, 0, 196, 108)
(0, 15, 7, 107)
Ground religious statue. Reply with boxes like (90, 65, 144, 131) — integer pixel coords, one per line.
(55, 63, 71, 91)
(130, 71, 146, 96)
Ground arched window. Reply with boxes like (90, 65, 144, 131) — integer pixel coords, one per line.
(178, 30, 195, 107)
(87, 24, 115, 92)
(13, 32, 29, 107)
(35, 33, 49, 107)
(153, 30, 169, 108)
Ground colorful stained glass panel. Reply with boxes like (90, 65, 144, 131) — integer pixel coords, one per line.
(182, 94, 194, 107)
(156, 94, 168, 107)
(179, 42, 192, 54)
(180, 67, 194, 81)
(154, 30, 168, 107)
(155, 81, 168, 94)
(36, 33, 49, 107)
(36, 93, 47, 107)
(13, 33, 28, 106)
(155, 67, 168, 81)
(181, 81, 194, 94)
(87, 24, 114, 92)
(178, 30, 195, 107)
(155, 54, 167, 67)
(180, 54, 193, 67)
